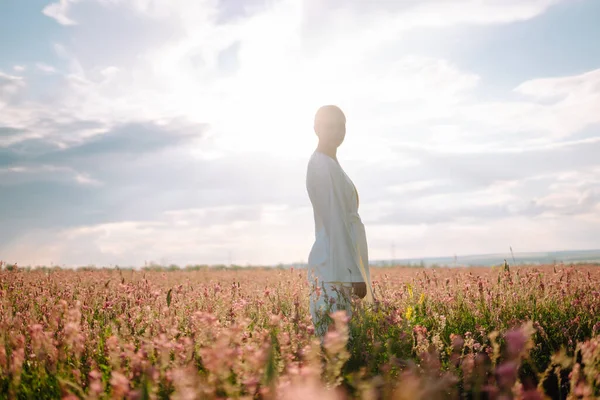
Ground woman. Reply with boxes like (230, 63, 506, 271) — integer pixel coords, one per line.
(306, 105, 374, 337)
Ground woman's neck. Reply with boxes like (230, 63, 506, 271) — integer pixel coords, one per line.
(316, 142, 337, 161)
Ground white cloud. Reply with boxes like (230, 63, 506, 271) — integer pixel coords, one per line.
(515, 67, 600, 100)
(43, 0, 80, 25)
(0, 71, 24, 84)
(0, 71, 26, 107)
(367, 213, 600, 260)
(387, 180, 448, 195)
(0, 165, 102, 186)
(36, 63, 58, 74)
(398, 0, 562, 26)
(27, 0, 585, 156)
(1, 204, 314, 266)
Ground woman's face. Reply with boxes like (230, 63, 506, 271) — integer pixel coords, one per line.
(321, 122, 346, 148)
(332, 123, 346, 147)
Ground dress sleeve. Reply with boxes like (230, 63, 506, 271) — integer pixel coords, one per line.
(308, 161, 361, 281)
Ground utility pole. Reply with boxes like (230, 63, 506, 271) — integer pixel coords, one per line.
(391, 242, 395, 267)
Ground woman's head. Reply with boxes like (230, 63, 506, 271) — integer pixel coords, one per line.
(314, 105, 346, 148)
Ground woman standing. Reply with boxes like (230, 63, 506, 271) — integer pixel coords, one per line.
(306, 105, 374, 337)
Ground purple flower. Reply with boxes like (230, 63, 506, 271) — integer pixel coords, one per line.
(496, 361, 518, 389)
(505, 327, 527, 358)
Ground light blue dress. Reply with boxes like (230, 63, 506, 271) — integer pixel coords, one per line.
(305, 151, 373, 335)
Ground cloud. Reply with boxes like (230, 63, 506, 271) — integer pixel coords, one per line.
(28, 0, 581, 160)
(0, 165, 101, 186)
(43, 0, 80, 25)
(36, 63, 58, 74)
(352, 134, 600, 234)
(0, 127, 25, 139)
(2, 0, 598, 265)
(361, 67, 600, 152)
(391, 136, 600, 187)
(306, 0, 563, 34)
(515, 67, 600, 100)
(1, 203, 314, 267)
(0, 71, 25, 101)
(1, 120, 207, 183)
(39, 121, 206, 161)
(366, 213, 600, 260)
(372, 174, 600, 226)
(0, 115, 307, 265)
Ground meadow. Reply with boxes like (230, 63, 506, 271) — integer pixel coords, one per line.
(1, 263, 599, 399)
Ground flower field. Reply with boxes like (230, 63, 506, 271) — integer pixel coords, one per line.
(1, 263, 599, 399)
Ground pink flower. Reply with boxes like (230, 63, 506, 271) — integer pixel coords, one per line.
(89, 369, 102, 381)
(496, 361, 518, 389)
(574, 381, 592, 397)
(110, 371, 130, 398)
(10, 347, 25, 377)
(278, 378, 341, 400)
(505, 327, 527, 358)
(0, 346, 6, 370)
(330, 310, 349, 326)
(450, 334, 464, 352)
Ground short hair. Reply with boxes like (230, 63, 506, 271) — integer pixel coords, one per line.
(314, 105, 346, 134)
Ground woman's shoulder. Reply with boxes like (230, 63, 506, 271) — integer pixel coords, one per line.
(307, 152, 334, 184)
(308, 151, 333, 175)
(309, 151, 337, 167)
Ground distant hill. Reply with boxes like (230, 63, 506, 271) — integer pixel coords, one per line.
(287, 249, 600, 269)
(370, 249, 600, 267)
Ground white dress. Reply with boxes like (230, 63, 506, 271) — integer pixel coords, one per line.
(306, 151, 373, 335)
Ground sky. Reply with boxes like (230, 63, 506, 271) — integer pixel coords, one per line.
(1, 0, 600, 267)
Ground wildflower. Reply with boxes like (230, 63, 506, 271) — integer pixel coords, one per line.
(64, 322, 80, 348)
(10, 347, 25, 379)
(504, 322, 535, 359)
(450, 334, 464, 353)
(269, 314, 281, 326)
(496, 361, 518, 390)
(110, 371, 130, 398)
(392, 371, 423, 400)
(0, 345, 6, 370)
(405, 306, 414, 321)
(171, 367, 200, 400)
(592, 321, 600, 336)
(278, 377, 340, 400)
(323, 330, 346, 356)
(461, 353, 476, 386)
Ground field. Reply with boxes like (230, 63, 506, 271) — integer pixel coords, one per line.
(1, 264, 599, 399)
